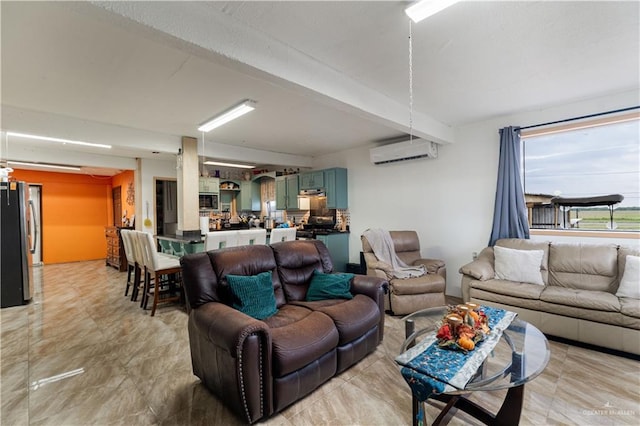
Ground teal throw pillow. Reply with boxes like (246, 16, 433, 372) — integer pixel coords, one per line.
(226, 271, 278, 320)
(306, 270, 354, 301)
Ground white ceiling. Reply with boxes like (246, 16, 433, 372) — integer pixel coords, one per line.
(1, 1, 638, 174)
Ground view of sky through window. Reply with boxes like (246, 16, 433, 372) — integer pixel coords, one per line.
(523, 119, 640, 209)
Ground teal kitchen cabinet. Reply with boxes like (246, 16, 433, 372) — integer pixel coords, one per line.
(199, 177, 219, 193)
(315, 233, 349, 272)
(275, 175, 300, 210)
(324, 168, 348, 209)
(299, 171, 324, 190)
(238, 181, 261, 211)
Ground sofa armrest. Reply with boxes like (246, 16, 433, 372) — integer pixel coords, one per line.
(189, 302, 272, 423)
(351, 275, 388, 342)
(191, 302, 270, 357)
(351, 275, 388, 301)
(459, 259, 495, 281)
(413, 258, 446, 278)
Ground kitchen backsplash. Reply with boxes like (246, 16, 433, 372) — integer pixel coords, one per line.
(281, 209, 349, 229)
(199, 207, 350, 229)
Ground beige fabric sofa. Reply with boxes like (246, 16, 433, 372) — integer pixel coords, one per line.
(460, 238, 640, 355)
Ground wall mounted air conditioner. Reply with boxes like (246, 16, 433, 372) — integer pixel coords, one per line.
(369, 139, 438, 165)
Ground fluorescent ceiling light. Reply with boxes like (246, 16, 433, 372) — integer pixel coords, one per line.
(204, 161, 255, 169)
(8, 161, 81, 171)
(6, 132, 111, 149)
(405, 0, 459, 23)
(198, 100, 256, 132)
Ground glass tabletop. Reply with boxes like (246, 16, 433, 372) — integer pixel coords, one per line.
(400, 306, 551, 394)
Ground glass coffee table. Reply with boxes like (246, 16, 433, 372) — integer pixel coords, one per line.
(399, 306, 550, 426)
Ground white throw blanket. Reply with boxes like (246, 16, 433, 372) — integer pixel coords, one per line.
(363, 229, 426, 279)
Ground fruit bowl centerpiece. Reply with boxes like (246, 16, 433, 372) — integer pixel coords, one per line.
(435, 304, 491, 352)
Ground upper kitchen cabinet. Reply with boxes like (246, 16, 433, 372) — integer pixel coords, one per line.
(299, 171, 324, 190)
(275, 175, 299, 210)
(324, 168, 348, 209)
(199, 177, 219, 193)
(238, 180, 261, 212)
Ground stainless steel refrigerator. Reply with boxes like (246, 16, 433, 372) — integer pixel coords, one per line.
(1, 181, 34, 307)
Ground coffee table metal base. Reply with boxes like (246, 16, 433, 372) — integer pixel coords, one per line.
(413, 384, 524, 426)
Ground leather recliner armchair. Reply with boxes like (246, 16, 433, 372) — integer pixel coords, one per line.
(361, 230, 446, 315)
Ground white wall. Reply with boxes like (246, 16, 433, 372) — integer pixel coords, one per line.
(313, 89, 639, 298)
(137, 158, 176, 234)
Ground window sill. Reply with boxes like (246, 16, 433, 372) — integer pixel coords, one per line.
(530, 229, 639, 240)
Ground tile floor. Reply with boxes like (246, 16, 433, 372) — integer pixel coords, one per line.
(1, 260, 639, 425)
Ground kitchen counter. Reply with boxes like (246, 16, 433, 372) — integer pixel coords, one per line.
(157, 234, 204, 244)
(156, 234, 205, 255)
(157, 228, 348, 260)
(157, 228, 274, 255)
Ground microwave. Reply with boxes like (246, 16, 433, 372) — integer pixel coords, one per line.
(199, 193, 219, 210)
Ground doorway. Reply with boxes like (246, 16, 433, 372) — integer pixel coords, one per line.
(112, 186, 122, 226)
(155, 179, 177, 235)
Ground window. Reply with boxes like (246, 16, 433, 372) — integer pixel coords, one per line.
(522, 114, 639, 232)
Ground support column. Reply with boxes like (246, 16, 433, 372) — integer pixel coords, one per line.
(177, 136, 200, 237)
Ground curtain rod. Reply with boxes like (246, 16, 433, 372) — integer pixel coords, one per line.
(517, 105, 640, 131)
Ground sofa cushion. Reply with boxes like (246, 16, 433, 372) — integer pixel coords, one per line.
(540, 287, 620, 312)
(306, 271, 354, 301)
(227, 271, 278, 320)
(616, 255, 640, 299)
(291, 295, 380, 345)
(272, 240, 333, 302)
(618, 247, 640, 284)
(389, 230, 423, 266)
(470, 288, 543, 311)
(207, 245, 287, 307)
(267, 310, 339, 377)
(494, 246, 544, 285)
(471, 278, 544, 300)
(548, 243, 619, 292)
(390, 274, 445, 295)
(619, 297, 640, 320)
(496, 239, 550, 284)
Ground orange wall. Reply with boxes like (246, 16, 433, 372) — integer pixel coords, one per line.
(111, 170, 135, 225)
(11, 170, 114, 264)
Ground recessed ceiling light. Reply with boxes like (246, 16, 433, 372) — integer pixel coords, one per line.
(197, 100, 256, 132)
(6, 132, 111, 149)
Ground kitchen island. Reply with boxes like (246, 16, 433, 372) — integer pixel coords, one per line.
(157, 227, 274, 255)
(315, 231, 349, 272)
(156, 234, 204, 256)
(157, 229, 349, 272)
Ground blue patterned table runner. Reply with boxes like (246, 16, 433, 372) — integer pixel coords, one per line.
(395, 305, 517, 401)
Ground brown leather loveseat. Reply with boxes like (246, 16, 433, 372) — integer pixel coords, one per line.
(180, 240, 388, 424)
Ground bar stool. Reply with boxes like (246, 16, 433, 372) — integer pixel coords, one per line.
(269, 227, 297, 243)
(204, 230, 239, 251)
(120, 230, 136, 297)
(158, 238, 173, 255)
(237, 229, 267, 246)
(128, 230, 145, 302)
(137, 231, 182, 316)
(170, 240, 186, 257)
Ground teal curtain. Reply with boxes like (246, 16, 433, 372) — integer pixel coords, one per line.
(489, 126, 530, 246)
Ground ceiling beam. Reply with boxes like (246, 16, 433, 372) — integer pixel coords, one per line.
(87, 1, 455, 145)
